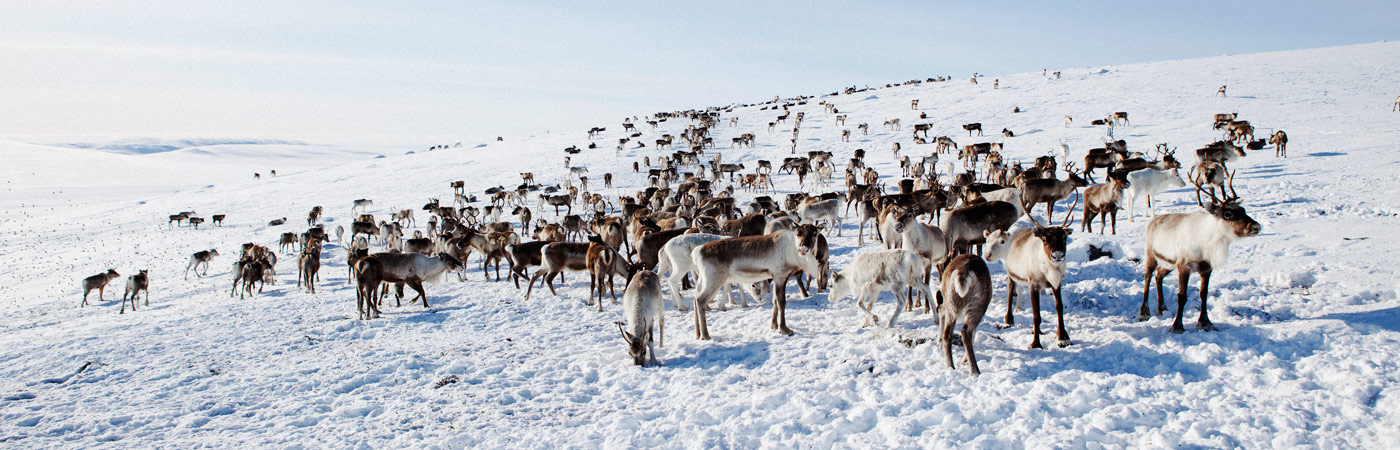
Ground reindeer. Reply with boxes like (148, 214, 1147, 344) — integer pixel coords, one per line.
(884, 118, 901, 131)
(1269, 130, 1288, 158)
(1216, 85, 1227, 97)
(983, 190, 1078, 348)
(587, 236, 636, 311)
(935, 136, 956, 154)
(689, 229, 821, 339)
(828, 249, 933, 328)
(963, 123, 983, 136)
(913, 123, 932, 138)
(1140, 177, 1261, 333)
(1124, 167, 1187, 222)
(936, 254, 992, 377)
(352, 198, 373, 214)
(1081, 172, 1129, 235)
(117, 270, 149, 313)
(616, 270, 664, 366)
(360, 252, 462, 308)
(911, 99, 919, 110)
(184, 249, 219, 279)
(524, 236, 605, 301)
(298, 243, 322, 293)
(1109, 111, 1129, 126)
(168, 213, 189, 228)
(1188, 161, 1229, 207)
(1020, 163, 1088, 223)
(1195, 140, 1246, 166)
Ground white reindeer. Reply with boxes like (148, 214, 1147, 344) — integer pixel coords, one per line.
(616, 270, 664, 366)
(1139, 182, 1261, 333)
(828, 249, 933, 328)
(689, 230, 821, 339)
(1124, 168, 1187, 222)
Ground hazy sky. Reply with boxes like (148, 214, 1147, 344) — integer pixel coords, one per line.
(1, 1, 1394, 144)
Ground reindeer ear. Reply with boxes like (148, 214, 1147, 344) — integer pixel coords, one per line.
(1063, 228, 1074, 236)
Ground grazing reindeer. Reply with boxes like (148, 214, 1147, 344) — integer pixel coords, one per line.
(187, 217, 205, 229)
(1020, 164, 1088, 223)
(451, 180, 466, 195)
(1140, 179, 1261, 333)
(1109, 111, 1129, 126)
(689, 229, 821, 339)
(1124, 168, 1186, 222)
(120, 270, 150, 313)
(184, 249, 219, 279)
(884, 118, 901, 131)
(1081, 173, 1129, 235)
(983, 193, 1077, 348)
(937, 254, 992, 377)
(211, 214, 225, 226)
(81, 269, 121, 307)
(617, 270, 664, 366)
(963, 123, 982, 136)
(1269, 130, 1288, 158)
(828, 249, 933, 328)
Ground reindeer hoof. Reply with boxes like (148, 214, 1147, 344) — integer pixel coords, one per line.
(1169, 324, 1186, 334)
(1198, 321, 1217, 332)
(1057, 338, 1072, 348)
(1029, 340, 1044, 350)
(777, 327, 795, 336)
(1137, 312, 1151, 322)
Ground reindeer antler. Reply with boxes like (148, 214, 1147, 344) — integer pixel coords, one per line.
(1226, 169, 1239, 201)
(1061, 188, 1079, 228)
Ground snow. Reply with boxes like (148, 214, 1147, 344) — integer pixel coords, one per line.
(3, 41, 1400, 447)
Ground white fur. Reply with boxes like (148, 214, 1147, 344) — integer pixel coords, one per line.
(796, 198, 843, 235)
(621, 271, 664, 366)
(689, 230, 821, 339)
(656, 233, 742, 311)
(827, 249, 933, 327)
(1124, 168, 1187, 222)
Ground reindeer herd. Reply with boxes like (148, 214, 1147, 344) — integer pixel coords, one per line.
(76, 83, 1291, 378)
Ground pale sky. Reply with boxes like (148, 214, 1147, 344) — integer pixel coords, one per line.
(1, 1, 1393, 145)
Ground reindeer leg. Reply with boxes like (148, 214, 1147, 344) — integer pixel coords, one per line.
(1028, 287, 1044, 349)
(1139, 259, 1157, 321)
(1171, 266, 1191, 334)
(1197, 264, 1216, 331)
(1155, 268, 1171, 316)
(773, 276, 794, 335)
(1005, 279, 1017, 325)
(1053, 286, 1071, 347)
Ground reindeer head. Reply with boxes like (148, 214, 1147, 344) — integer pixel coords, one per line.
(891, 207, 917, 233)
(793, 224, 822, 257)
(1196, 170, 1261, 238)
(437, 253, 464, 271)
(616, 321, 648, 366)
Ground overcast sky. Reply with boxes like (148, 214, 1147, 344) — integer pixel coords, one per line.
(1, 1, 1394, 144)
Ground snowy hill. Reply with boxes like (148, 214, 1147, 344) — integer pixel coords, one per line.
(2, 41, 1400, 447)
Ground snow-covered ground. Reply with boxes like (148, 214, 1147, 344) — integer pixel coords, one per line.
(3, 42, 1400, 448)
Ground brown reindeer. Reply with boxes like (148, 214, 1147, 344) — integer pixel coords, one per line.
(962, 123, 982, 136)
(120, 270, 149, 313)
(1020, 163, 1089, 223)
(82, 269, 121, 306)
(937, 254, 992, 377)
(1269, 130, 1288, 158)
(1081, 172, 1129, 235)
